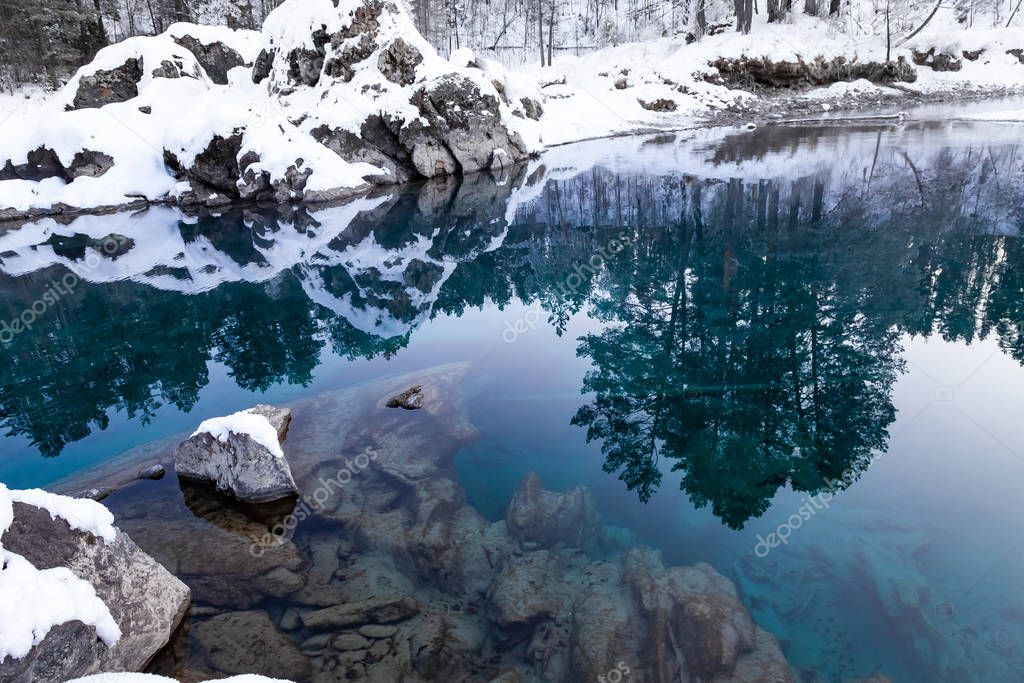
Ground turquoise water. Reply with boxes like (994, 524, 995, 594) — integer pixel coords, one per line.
(3, 121, 1024, 680)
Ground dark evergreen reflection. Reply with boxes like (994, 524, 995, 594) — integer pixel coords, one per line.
(1, 128, 1023, 533)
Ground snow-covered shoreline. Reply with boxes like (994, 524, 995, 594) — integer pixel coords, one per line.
(1, 3, 1022, 223)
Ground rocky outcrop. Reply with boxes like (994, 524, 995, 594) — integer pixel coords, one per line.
(172, 34, 247, 84)
(0, 501, 190, 682)
(708, 55, 917, 88)
(71, 57, 145, 109)
(0, 147, 114, 182)
(258, 0, 534, 182)
(912, 48, 963, 72)
(173, 404, 299, 503)
(404, 75, 529, 177)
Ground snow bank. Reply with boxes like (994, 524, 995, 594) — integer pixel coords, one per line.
(0, 484, 120, 662)
(192, 409, 285, 457)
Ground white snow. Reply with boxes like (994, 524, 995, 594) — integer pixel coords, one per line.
(191, 409, 285, 456)
(0, 484, 121, 663)
(6, 488, 117, 543)
(0, 3, 1022, 217)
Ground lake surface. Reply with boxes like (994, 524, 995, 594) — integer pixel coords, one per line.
(2, 117, 1024, 682)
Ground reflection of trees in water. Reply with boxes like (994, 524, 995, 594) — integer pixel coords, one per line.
(548, 147, 1024, 527)
(1, 139, 1023, 498)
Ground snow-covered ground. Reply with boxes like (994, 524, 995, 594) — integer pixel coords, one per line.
(527, 12, 1024, 144)
(0, 6, 1022, 219)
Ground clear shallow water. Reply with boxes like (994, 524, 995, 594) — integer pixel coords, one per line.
(2, 119, 1024, 681)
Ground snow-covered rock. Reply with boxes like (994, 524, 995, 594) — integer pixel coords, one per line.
(0, 0, 537, 219)
(0, 485, 190, 681)
(174, 404, 299, 503)
(257, 0, 535, 180)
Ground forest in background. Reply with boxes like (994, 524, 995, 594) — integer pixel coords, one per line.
(2, 0, 1021, 89)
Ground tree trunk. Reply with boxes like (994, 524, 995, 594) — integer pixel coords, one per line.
(547, 0, 554, 66)
(734, 0, 753, 32)
(538, 0, 545, 66)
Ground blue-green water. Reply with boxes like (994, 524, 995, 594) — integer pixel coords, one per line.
(3, 121, 1024, 681)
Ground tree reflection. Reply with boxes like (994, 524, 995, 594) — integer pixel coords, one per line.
(1, 126, 1023, 540)
(571, 177, 904, 528)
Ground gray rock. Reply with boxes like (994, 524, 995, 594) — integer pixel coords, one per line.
(252, 48, 275, 83)
(377, 38, 422, 86)
(72, 57, 144, 109)
(67, 149, 115, 179)
(173, 34, 247, 85)
(505, 472, 598, 549)
(137, 463, 166, 480)
(358, 624, 398, 639)
(332, 632, 371, 650)
(191, 610, 311, 679)
(0, 146, 67, 182)
(519, 96, 543, 120)
(174, 403, 298, 503)
(0, 502, 190, 681)
(486, 549, 567, 626)
(164, 131, 244, 198)
(280, 608, 303, 631)
(301, 595, 420, 630)
(385, 384, 423, 410)
(404, 74, 528, 177)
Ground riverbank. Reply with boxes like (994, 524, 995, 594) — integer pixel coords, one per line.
(1, 2, 1022, 224)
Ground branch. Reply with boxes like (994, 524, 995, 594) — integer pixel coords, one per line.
(895, 0, 941, 47)
(1008, 0, 1024, 27)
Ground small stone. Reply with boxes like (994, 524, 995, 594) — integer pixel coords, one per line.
(332, 633, 371, 651)
(367, 638, 391, 659)
(386, 385, 424, 410)
(358, 624, 398, 639)
(137, 463, 166, 480)
(301, 633, 333, 654)
(280, 608, 302, 631)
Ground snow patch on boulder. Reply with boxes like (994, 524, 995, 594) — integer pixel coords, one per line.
(0, 484, 121, 663)
(191, 408, 286, 458)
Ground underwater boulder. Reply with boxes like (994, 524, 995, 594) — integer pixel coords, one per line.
(505, 472, 598, 549)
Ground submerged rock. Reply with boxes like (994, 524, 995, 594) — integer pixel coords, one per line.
(0, 501, 190, 681)
(191, 610, 311, 679)
(505, 472, 598, 549)
(300, 594, 420, 630)
(174, 404, 298, 503)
